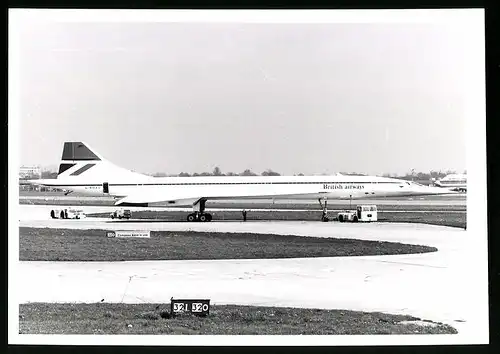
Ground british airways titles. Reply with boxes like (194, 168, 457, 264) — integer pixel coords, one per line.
(323, 184, 365, 190)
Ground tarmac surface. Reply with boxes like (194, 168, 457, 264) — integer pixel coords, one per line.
(14, 199, 487, 344)
(19, 194, 467, 207)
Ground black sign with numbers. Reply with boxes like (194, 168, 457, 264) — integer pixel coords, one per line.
(170, 298, 210, 317)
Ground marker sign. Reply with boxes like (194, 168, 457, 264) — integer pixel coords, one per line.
(170, 298, 210, 317)
(106, 231, 150, 238)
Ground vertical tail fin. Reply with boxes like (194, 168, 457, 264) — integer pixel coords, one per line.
(61, 142, 102, 162)
(56, 141, 150, 181)
(57, 142, 102, 177)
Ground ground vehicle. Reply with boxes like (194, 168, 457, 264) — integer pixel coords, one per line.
(50, 208, 86, 219)
(110, 209, 132, 219)
(337, 205, 378, 222)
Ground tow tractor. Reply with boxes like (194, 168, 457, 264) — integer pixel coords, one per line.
(110, 209, 132, 220)
(50, 208, 86, 219)
(338, 205, 378, 222)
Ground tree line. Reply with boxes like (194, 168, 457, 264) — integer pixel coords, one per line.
(151, 168, 464, 179)
(151, 167, 283, 177)
(26, 167, 465, 180)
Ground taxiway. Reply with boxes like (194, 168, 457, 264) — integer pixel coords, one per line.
(15, 203, 486, 342)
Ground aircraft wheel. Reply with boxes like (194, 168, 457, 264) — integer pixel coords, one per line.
(60, 211, 65, 219)
(200, 213, 212, 222)
(187, 213, 196, 222)
(353, 216, 359, 222)
(338, 215, 344, 222)
(50, 210, 56, 219)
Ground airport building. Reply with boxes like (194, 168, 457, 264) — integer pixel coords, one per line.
(19, 165, 41, 179)
(18, 165, 57, 192)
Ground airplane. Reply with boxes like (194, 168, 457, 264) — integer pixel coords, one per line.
(27, 141, 458, 222)
(433, 173, 467, 192)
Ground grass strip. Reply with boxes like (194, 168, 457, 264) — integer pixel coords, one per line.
(20, 227, 437, 262)
(19, 303, 457, 335)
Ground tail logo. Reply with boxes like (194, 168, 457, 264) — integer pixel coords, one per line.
(70, 163, 96, 176)
(58, 163, 75, 175)
(58, 163, 96, 176)
(58, 142, 101, 176)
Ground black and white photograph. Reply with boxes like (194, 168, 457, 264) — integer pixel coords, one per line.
(8, 9, 488, 346)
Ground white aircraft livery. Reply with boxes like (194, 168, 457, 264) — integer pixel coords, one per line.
(28, 142, 456, 222)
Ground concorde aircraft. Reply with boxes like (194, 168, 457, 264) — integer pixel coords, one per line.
(27, 142, 456, 222)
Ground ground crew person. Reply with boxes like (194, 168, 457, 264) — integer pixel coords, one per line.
(322, 208, 328, 222)
(242, 209, 247, 222)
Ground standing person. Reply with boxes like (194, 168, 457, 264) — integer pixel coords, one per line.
(322, 208, 328, 222)
(242, 209, 247, 222)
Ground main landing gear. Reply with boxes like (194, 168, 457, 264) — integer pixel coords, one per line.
(187, 212, 212, 222)
(318, 198, 329, 222)
(187, 199, 213, 222)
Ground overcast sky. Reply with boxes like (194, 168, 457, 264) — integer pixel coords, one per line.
(14, 13, 480, 176)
